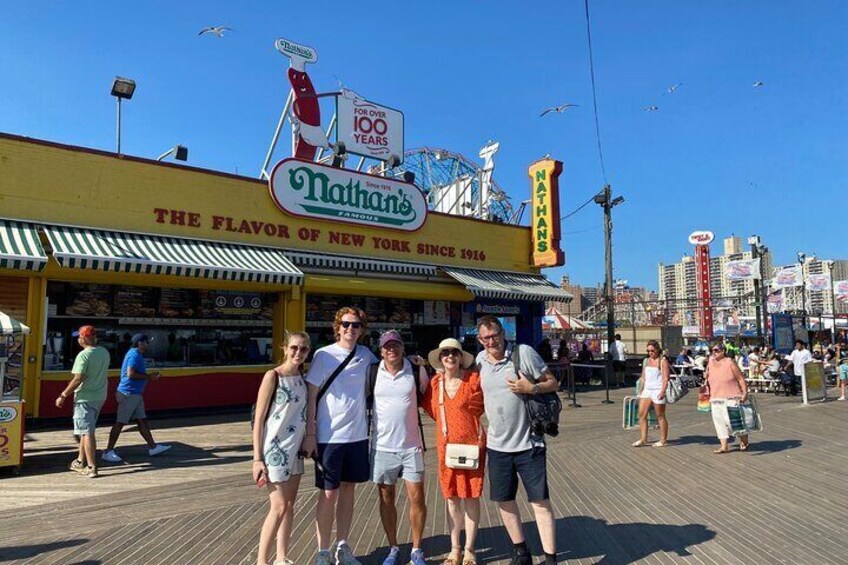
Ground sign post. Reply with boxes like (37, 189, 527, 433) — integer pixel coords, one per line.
(689, 231, 715, 339)
(528, 158, 565, 268)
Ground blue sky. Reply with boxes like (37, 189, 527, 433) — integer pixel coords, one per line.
(1, 2, 845, 289)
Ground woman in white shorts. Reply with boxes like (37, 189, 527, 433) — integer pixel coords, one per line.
(252, 331, 310, 565)
(633, 340, 670, 447)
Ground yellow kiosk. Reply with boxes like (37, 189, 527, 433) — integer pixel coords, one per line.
(0, 310, 28, 472)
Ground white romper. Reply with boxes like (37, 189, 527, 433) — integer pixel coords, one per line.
(261, 371, 307, 483)
(639, 363, 667, 405)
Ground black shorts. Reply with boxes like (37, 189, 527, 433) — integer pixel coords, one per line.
(315, 439, 370, 490)
(613, 361, 626, 372)
(487, 446, 549, 502)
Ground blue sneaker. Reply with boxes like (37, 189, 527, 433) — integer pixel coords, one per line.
(408, 549, 427, 565)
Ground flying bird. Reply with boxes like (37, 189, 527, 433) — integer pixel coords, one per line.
(540, 104, 579, 117)
(665, 82, 683, 94)
(752, 81, 764, 87)
(644, 105, 659, 112)
(198, 26, 232, 37)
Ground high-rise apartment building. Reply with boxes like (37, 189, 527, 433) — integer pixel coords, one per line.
(795, 257, 848, 314)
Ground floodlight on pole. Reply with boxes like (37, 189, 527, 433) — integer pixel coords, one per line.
(157, 145, 189, 162)
(111, 77, 136, 155)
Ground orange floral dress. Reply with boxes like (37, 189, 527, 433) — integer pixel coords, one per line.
(422, 370, 486, 499)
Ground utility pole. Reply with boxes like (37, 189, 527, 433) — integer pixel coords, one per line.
(594, 185, 624, 405)
(748, 236, 764, 342)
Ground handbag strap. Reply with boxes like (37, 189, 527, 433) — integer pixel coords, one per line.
(439, 373, 482, 442)
(317, 345, 359, 402)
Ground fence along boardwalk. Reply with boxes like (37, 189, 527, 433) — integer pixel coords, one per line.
(1, 386, 848, 564)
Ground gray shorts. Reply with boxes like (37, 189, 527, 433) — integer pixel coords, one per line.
(370, 448, 424, 485)
(115, 392, 146, 424)
(73, 400, 104, 435)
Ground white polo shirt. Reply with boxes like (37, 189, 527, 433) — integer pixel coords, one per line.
(372, 359, 429, 452)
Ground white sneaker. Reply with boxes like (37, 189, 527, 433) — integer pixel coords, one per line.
(839, 396, 845, 401)
(148, 444, 172, 456)
(101, 450, 123, 464)
(315, 550, 332, 565)
(335, 543, 361, 565)
(274, 559, 295, 565)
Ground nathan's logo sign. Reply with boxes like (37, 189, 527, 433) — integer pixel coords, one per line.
(688, 231, 714, 245)
(528, 158, 565, 267)
(275, 38, 318, 64)
(0, 406, 17, 423)
(269, 158, 427, 231)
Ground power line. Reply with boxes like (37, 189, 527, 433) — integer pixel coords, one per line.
(561, 194, 595, 221)
(584, 0, 609, 184)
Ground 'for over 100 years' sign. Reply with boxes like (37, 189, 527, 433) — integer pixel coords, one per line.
(528, 158, 565, 267)
(269, 158, 427, 231)
(336, 94, 404, 162)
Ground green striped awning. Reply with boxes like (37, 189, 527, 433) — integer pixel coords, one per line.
(0, 311, 30, 335)
(442, 268, 573, 303)
(44, 226, 303, 285)
(0, 219, 47, 271)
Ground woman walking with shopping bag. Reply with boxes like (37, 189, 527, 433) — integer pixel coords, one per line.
(633, 340, 670, 447)
(705, 342, 750, 454)
(422, 338, 485, 565)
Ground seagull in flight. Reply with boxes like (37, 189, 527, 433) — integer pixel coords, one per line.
(752, 80, 764, 87)
(644, 105, 659, 112)
(198, 25, 232, 37)
(665, 82, 683, 95)
(540, 104, 579, 117)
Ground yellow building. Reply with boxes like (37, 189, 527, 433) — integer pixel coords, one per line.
(0, 133, 570, 418)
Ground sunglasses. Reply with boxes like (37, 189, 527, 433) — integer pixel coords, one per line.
(340, 321, 363, 329)
(646, 349, 657, 353)
(441, 348, 461, 357)
(288, 345, 310, 353)
(712, 348, 724, 353)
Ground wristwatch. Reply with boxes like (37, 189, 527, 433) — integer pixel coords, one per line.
(531, 383, 540, 395)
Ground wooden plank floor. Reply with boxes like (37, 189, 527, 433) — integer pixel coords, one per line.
(1, 385, 847, 565)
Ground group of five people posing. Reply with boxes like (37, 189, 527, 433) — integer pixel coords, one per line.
(252, 307, 559, 565)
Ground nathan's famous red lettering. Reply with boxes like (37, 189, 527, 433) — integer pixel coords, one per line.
(211, 216, 290, 238)
(371, 237, 411, 253)
(153, 208, 202, 227)
(416, 243, 456, 258)
(329, 231, 365, 247)
(298, 228, 321, 241)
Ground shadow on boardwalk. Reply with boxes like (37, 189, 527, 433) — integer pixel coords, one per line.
(670, 434, 802, 454)
(366, 518, 715, 565)
(0, 538, 89, 561)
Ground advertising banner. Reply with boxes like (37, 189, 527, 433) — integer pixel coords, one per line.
(767, 291, 784, 313)
(835, 280, 848, 302)
(528, 158, 565, 267)
(0, 401, 24, 468)
(771, 266, 803, 289)
(336, 93, 404, 162)
(806, 274, 831, 292)
(771, 313, 794, 354)
(725, 258, 761, 281)
(802, 362, 827, 404)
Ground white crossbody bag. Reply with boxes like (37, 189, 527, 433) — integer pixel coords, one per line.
(439, 376, 482, 470)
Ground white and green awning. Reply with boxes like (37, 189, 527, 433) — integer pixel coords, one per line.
(0, 219, 47, 271)
(285, 250, 438, 277)
(44, 226, 303, 285)
(0, 311, 30, 335)
(442, 268, 573, 303)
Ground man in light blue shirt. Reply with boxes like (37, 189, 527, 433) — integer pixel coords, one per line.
(101, 333, 171, 464)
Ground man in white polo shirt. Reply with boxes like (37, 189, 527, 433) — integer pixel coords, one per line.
(370, 330, 429, 565)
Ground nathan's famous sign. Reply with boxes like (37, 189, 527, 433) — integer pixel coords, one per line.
(269, 158, 428, 231)
(528, 158, 565, 267)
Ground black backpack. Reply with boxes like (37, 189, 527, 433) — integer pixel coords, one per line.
(513, 345, 562, 438)
(365, 360, 427, 451)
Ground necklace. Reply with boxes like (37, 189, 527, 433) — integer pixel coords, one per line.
(443, 373, 463, 397)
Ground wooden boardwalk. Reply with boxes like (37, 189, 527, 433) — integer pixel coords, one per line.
(1, 385, 847, 565)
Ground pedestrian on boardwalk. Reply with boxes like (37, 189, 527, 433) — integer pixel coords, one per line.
(705, 342, 750, 453)
(612, 334, 628, 386)
(369, 330, 430, 565)
(101, 333, 170, 464)
(632, 340, 670, 448)
(475, 316, 559, 565)
(422, 338, 485, 565)
(252, 331, 311, 565)
(302, 307, 377, 565)
(837, 354, 847, 401)
(55, 325, 110, 478)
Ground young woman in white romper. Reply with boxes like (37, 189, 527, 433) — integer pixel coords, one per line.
(633, 339, 670, 447)
(252, 332, 310, 565)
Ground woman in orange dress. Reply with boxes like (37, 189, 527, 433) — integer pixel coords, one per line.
(422, 338, 485, 565)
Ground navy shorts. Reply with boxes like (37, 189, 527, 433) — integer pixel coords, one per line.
(487, 446, 550, 502)
(315, 440, 370, 490)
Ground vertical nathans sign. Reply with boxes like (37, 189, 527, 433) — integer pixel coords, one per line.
(528, 158, 565, 267)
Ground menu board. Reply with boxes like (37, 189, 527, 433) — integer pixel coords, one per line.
(423, 301, 450, 325)
(65, 284, 112, 317)
(113, 286, 157, 317)
(159, 288, 199, 318)
(200, 291, 263, 318)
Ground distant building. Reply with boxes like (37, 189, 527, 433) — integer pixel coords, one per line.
(553, 275, 601, 314)
(786, 257, 848, 315)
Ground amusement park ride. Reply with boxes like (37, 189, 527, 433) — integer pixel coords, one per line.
(258, 38, 519, 225)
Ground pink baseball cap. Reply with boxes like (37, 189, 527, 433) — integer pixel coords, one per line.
(379, 330, 403, 347)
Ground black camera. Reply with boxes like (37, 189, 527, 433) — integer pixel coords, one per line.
(530, 418, 559, 438)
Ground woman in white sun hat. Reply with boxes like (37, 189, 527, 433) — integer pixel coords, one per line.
(421, 338, 485, 565)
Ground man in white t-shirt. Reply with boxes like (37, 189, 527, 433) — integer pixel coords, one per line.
(303, 307, 377, 565)
(612, 334, 628, 386)
(370, 330, 430, 565)
(786, 339, 814, 380)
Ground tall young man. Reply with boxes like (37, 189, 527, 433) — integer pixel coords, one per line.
(303, 307, 377, 565)
(101, 333, 171, 463)
(612, 333, 628, 386)
(370, 330, 429, 565)
(476, 316, 558, 565)
(55, 325, 110, 478)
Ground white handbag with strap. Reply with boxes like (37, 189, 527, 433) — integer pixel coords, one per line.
(439, 376, 482, 470)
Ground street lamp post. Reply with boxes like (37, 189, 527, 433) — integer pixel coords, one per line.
(748, 236, 764, 342)
(111, 77, 136, 155)
(798, 252, 807, 339)
(594, 185, 624, 405)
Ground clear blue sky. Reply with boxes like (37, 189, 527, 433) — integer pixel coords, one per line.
(2, 2, 845, 290)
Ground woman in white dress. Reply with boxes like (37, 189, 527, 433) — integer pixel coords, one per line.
(633, 339, 670, 447)
(252, 332, 310, 565)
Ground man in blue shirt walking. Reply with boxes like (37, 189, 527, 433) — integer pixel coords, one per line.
(102, 333, 171, 464)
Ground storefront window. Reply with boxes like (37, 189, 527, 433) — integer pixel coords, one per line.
(44, 282, 276, 370)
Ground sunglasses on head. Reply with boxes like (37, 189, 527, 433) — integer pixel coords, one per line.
(441, 348, 461, 357)
(340, 321, 363, 329)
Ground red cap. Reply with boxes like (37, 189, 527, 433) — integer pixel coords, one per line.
(73, 325, 96, 339)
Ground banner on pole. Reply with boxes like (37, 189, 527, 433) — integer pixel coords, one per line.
(725, 258, 761, 281)
(806, 274, 831, 292)
(771, 266, 803, 289)
(835, 280, 848, 302)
